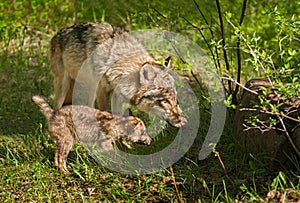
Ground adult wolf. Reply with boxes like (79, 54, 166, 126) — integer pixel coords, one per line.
(50, 22, 186, 127)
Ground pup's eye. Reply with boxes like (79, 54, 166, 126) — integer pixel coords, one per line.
(143, 95, 154, 100)
(160, 99, 169, 105)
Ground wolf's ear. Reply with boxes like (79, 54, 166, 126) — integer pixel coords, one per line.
(164, 56, 172, 71)
(140, 64, 156, 85)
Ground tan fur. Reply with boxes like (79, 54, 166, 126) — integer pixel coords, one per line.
(50, 22, 187, 127)
(32, 95, 152, 174)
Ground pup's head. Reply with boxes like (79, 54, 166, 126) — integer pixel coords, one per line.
(120, 116, 152, 145)
(131, 86, 187, 128)
(127, 116, 152, 145)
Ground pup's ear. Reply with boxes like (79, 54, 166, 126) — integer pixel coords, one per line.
(139, 64, 156, 85)
(164, 56, 172, 71)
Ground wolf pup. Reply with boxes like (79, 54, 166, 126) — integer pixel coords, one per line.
(32, 95, 152, 174)
(50, 22, 187, 127)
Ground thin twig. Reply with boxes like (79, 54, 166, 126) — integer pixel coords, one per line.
(242, 123, 285, 133)
(215, 150, 228, 175)
(239, 107, 300, 123)
(192, 0, 210, 29)
(147, 13, 160, 27)
(291, 123, 300, 132)
(182, 17, 219, 70)
(182, 16, 224, 90)
(192, 0, 222, 72)
(216, 0, 232, 94)
(170, 167, 183, 203)
(182, 8, 227, 92)
(190, 68, 204, 89)
(234, 0, 248, 100)
(151, 7, 167, 20)
(221, 76, 258, 95)
(148, 8, 204, 90)
(277, 116, 300, 157)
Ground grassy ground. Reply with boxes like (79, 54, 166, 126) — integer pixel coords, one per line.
(1, 1, 300, 202)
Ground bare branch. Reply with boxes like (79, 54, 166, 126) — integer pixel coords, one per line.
(292, 123, 300, 132)
(192, 0, 210, 28)
(239, 107, 300, 123)
(170, 167, 183, 203)
(242, 123, 285, 133)
(187, 1, 224, 92)
(221, 76, 258, 95)
(182, 17, 219, 70)
(216, 0, 232, 94)
(234, 0, 248, 99)
(147, 12, 160, 27)
(148, 9, 204, 90)
(239, 0, 248, 26)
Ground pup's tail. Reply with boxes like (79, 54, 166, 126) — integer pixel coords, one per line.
(32, 95, 54, 121)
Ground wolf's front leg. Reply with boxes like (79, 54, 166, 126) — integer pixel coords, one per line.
(53, 73, 72, 110)
(96, 85, 110, 111)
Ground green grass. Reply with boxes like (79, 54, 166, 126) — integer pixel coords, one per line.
(1, 0, 300, 202)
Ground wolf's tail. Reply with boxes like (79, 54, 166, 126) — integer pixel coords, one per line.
(32, 95, 54, 121)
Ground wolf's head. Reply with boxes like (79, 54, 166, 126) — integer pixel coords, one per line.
(130, 58, 187, 127)
(131, 85, 187, 128)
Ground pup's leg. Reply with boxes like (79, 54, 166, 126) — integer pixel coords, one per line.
(54, 130, 74, 174)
